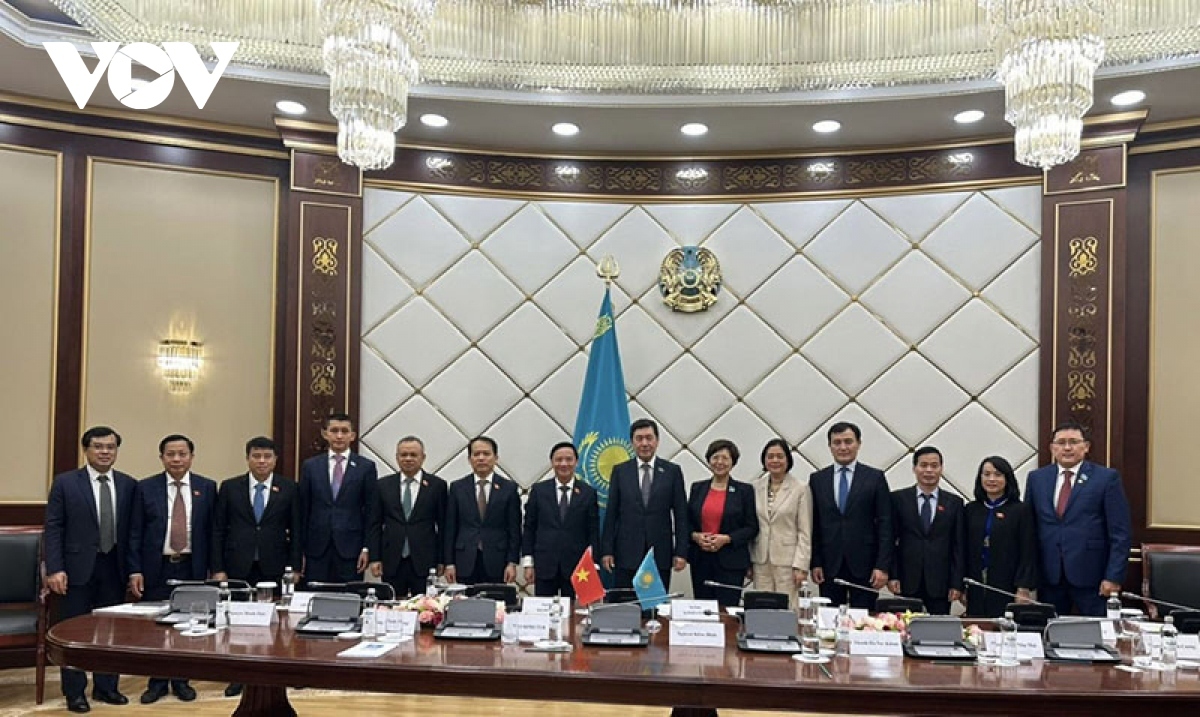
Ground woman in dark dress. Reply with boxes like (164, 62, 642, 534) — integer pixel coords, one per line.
(963, 456, 1038, 618)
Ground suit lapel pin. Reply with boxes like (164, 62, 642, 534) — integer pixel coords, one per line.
(271, 485, 280, 493)
(657, 466, 664, 473)
(193, 490, 201, 497)
(936, 504, 944, 513)
(422, 480, 428, 487)
(996, 512, 1005, 519)
(573, 487, 581, 495)
(728, 485, 736, 493)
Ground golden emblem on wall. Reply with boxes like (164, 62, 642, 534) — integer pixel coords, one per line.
(659, 246, 721, 312)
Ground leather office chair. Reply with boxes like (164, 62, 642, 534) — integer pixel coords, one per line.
(743, 591, 789, 610)
(466, 583, 518, 609)
(0, 526, 47, 704)
(874, 596, 925, 614)
(1142, 543, 1200, 631)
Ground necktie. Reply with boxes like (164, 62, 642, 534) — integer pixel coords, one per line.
(1055, 470, 1074, 518)
(477, 480, 488, 519)
(169, 480, 188, 553)
(559, 484, 571, 523)
(920, 493, 933, 534)
(837, 466, 849, 514)
(640, 464, 652, 505)
(97, 475, 115, 553)
(402, 478, 415, 558)
(253, 482, 266, 523)
(331, 455, 345, 499)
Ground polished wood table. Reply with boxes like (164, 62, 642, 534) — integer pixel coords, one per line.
(47, 612, 1200, 717)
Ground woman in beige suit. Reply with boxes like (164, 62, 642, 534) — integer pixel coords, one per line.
(749, 438, 813, 606)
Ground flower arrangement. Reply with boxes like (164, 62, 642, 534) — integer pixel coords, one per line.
(854, 610, 922, 639)
(964, 623, 985, 647)
(396, 594, 451, 628)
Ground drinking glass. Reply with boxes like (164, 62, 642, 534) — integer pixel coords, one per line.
(187, 601, 209, 634)
(255, 582, 276, 603)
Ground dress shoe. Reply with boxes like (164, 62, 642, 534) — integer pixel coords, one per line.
(224, 683, 244, 697)
(66, 695, 90, 713)
(140, 685, 168, 704)
(172, 682, 197, 701)
(93, 689, 128, 705)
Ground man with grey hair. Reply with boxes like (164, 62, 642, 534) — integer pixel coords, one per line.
(368, 436, 448, 597)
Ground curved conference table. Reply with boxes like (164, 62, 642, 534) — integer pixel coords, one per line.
(48, 612, 1199, 717)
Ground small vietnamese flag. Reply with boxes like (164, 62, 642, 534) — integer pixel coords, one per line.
(570, 546, 606, 607)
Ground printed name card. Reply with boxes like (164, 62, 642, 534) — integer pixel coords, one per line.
(984, 632, 1045, 660)
(287, 592, 316, 613)
(383, 610, 419, 637)
(672, 599, 720, 622)
(848, 631, 903, 656)
(817, 607, 868, 630)
(512, 613, 551, 642)
(668, 620, 726, 648)
(227, 602, 276, 626)
(522, 597, 571, 617)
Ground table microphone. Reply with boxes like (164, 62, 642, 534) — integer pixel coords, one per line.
(962, 578, 1052, 607)
(588, 592, 685, 611)
(1120, 591, 1199, 613)
(166, 578, 252, 593)
(703, 580, 749, 593)
(833, 577, 883, 595)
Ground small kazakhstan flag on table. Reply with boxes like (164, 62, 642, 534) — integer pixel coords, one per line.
(632, 548, 669, 609)
(572, 285, 633, 529)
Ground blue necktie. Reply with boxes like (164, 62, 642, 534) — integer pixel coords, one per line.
(253, 482, 266, 523)
(837, 466, 849, 514)
(920, 493, 933, 534)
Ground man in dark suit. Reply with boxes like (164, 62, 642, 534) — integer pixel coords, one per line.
(443, 436, 522, 586)
(1026, 421, 1132, 617)
(600, 418, 688, 589)
(522, 442, 600, 597)
(298, 412, 377, 584)
(887, 446, 964, 615)
(368, 436, 447, 597)
(212, 436, 301, 698)
(128, 434, 218, 704)
(43, 426, 136, 713)
(809, 421, 893, 609)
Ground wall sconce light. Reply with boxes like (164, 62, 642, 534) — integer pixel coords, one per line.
(157, 339, 203, 394)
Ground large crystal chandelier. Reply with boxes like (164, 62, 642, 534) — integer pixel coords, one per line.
(321, 0, 435, 170)
(984, 1, 1108, 170)
(49, 1, 1200, 171)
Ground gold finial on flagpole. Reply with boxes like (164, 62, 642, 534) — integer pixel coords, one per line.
(596, 255, 620, 285)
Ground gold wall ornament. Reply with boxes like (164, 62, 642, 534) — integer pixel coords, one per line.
(596, 255, 620, 284)
(659, 246, 721, 313)
(312, 237, 340, 275)
(1068, 236, 1100, 277)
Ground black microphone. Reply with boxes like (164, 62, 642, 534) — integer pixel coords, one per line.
(833, 577, 883, 595)
(703, 580, 749, 593)
(1120, 591, 1199, 613)
(166, 578, 252, 593)
(963, 578, 1053, 608)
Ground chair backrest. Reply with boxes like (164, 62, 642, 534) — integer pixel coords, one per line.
(743, 591, 789, 610)
(874, 596, 925, 614)
(466, 583, 517, 608)
(0, 528, 41, 604)
(1142, 543, 1200, 617)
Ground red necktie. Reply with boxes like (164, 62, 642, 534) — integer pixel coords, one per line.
(1055, 470, 1074, 518)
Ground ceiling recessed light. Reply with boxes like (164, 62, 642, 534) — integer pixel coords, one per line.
(552, 122, 579, 136)
(812, 120, 841, 133)
(275, 100, 307, 115)
(1110, 90, 1146, 107)
(680, 122, 708, 136)
(420, 113, 449, 128)
(954, 109, 985, 124)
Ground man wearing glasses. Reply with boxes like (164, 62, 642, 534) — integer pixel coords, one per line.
(1026, 421, 1131, 617)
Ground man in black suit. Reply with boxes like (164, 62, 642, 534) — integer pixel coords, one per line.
(298, 412, 377, 584)
(522, 442, 600, 597)
(212, 436, 301, 698)
(128, 434, 218, 704)
(888, 446, 964, 615)
(443, 436, 522, 586)
(809, 421, 893, 609)
(600, 419, 688, 589)
(43, 426, 136, 713)
(368, 436, 447, 597)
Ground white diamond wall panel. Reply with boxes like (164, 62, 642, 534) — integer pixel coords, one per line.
(361, 185, 1041, 489)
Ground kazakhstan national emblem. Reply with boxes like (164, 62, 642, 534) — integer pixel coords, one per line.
(659, 246, 721, 312)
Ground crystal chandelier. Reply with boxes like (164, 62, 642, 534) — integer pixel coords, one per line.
(50, 1, 1200, 170)
(984, 1, 1108, 170)
(321, 0, 435, 170)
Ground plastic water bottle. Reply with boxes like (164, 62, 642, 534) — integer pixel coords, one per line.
(426, 568, 439, 597)
(835, 603, 852, 656)
(1106, 594, 1122, 621)
(797, 580, 815, 624)
(548, 598, 564, 644)
(217, 581, 232, 628)
(280, 566, 295, 606)
(998, 610, 1019, 666)
(363, 587, 379, 638)
(1161, 615, 1178, 671)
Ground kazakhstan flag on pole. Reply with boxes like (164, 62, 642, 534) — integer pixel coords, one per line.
(632, 548, 669, 609)
(573, 284, 633, 529)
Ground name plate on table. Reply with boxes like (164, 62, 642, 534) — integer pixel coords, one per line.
(383, 610, 419, 636)
(669, 621, 725, 648)
(984, 632, 1045, 660)
(849, 631, 903, 656)
(1135, 633, 1200, 658)
(285, 592, 316, 613)
(818, 607, 868, 630)
(228, 602, 276, 626)
(512, 614, 551, 642)
(522, 597, 571, 617)
(672, 599, 720, 622)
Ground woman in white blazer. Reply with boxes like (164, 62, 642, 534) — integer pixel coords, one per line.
(749, 438, 813, 606)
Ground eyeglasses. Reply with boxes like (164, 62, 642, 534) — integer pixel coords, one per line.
(1051, 439, 1087, 447)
